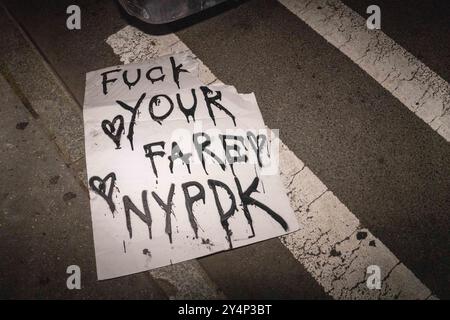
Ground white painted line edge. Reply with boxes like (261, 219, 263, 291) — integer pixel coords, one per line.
(279, 0, 450, 142)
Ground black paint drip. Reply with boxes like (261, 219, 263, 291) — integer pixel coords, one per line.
(177, 89, 197, 123)
(247, 132, 267, 168)
(149, 94, 174, 125)
(220, 134, 248, 176)
(152, 184, 176, 244)
(181, 181, 206, 239)
(143, 141, 165, 178)
(170, 56, 189, 89)
(169, 141, 192, 174)
(200, 86, 236, 126)
(208, 179, 238, 249)
(123, 190, 153, 239)
(122, 68, 141, 90)
(235, 176, 288, 235)
(116, 92, 146, 150)
(193, 132, 226, 175)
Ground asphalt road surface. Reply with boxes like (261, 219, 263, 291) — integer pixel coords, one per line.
(0, 0, 448, 299)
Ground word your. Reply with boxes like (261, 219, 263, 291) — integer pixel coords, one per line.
(102, 86, 237, 151)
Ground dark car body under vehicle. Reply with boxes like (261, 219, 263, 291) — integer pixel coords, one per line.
(118, 0, 228, 24)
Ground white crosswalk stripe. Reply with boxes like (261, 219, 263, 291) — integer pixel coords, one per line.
(279, 0, 450, 142)
(106, 25, 436, 299)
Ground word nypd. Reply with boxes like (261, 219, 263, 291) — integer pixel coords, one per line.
(88, 173, 289, 249)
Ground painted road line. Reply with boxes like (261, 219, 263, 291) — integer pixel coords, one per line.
(278, 0, 450, 142)
(106, 26, 435, 299)
(279, 144, 435, 299)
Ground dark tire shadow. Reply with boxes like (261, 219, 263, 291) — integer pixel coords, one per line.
(115, 0, 249, 35)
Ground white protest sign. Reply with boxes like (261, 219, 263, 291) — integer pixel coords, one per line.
(83, 53, 299, 280)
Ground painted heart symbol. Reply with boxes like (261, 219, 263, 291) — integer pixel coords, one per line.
(101, 115, 124, 149)
(89, 172, 117, 214)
